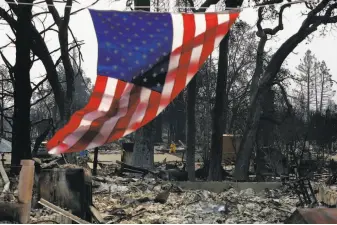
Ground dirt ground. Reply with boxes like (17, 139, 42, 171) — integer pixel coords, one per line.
(89, 152, 183, 165)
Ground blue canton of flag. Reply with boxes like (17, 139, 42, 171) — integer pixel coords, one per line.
(90, 10, 174, 93)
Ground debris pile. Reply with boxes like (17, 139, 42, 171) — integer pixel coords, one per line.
(91, 176, 298, 224)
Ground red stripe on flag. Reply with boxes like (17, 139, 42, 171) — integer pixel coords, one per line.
(140, 90, 161, 126)
(198, 14, 218, 66)
(68, 80, 127, 152)
(46, 75, 108, 150)
(229, 13, 240, 28)
(170, 14, 196, 101)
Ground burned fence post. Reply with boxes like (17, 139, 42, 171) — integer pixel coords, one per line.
(93, 147, 99, 176)
(18, 159, 35, 223)
(0, 160, 35, 223)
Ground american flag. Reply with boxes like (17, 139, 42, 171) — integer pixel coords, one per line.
(47, 9, 239, 154)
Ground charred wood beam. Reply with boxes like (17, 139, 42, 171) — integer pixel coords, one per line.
(116, 160, 157, 175)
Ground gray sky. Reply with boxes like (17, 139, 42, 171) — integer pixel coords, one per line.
(0, 0, 336, 100)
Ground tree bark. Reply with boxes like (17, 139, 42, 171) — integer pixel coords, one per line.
(174, 93, 186, 143)
(208, 33, 230, 181)
(154, 114, 163, 143)
(232, 32, 267, 180)
(255, 88, 275, 181)
(307, 64, 311, 120)
(186, 78, 196, 181)
(314, 63, 318, 112)
(320, 70, 324, 113)
(131, 121, 155, 169)
(233, 97, 262, 180)
(261, 88, 275, 147)
(11, 1, 33, 171)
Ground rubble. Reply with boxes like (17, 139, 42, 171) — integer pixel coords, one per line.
(89, 176, 298, 224)
(15, 153, 310, 224)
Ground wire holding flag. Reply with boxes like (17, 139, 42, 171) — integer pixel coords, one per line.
(46, 9, 239, 154)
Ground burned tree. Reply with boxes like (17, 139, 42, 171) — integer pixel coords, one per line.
(7, 0, 34, 168)
(234, 0, 337, 181)
(0, 0, 88, 168)
(206, 0, 243, 181)
(183, 0, 240, 181)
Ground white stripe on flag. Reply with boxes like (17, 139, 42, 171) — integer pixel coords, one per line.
(123, 87, 152, 136)
(157, 13, 184, 116)
(86, 81, 133, 150)
(185, 14, 206, 85)
(214, 14, 230, 48)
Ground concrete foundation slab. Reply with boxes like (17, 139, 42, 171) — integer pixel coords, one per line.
(172, 181, 282, 193)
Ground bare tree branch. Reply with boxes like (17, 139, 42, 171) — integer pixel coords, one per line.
(0, 51, 14, 83)
(31, 118, 51, 127)
(0, 1, 65, 119)
(264, 4, 291, 35)
(30, 90, 53, 107)
(31, 77, 48, 92)
(46, 0, 75, 119)
(70, 0, 100, 15)
(257, 3, 291, 38)
(312, 6, 337, 23)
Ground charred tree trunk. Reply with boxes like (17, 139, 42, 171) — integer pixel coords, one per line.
(186, 78, 196, 181)
(261, 88, 275, 147)
(174, 93, 186, 143)
(255, 88, 275, 180)
(306, 67, 310, 120)
(233, 0, 333, 180)
(208, 33, 230, 181)
(233, 13, 268, 180)
(132, 120, 155, 169)
(223, 92, 229, 133)
(131, 0, 154, 169)
(11, 1, 33, 171)
(207, 0, 243, 181)
(234, 97, 262, 180)
(154, 114, 163, 143)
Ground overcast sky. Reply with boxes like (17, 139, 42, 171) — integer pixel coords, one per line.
(0, 0, 336, 100)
